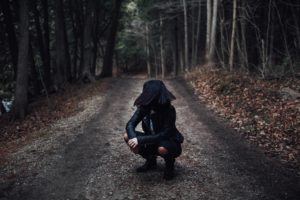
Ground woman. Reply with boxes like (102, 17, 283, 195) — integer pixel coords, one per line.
(124, 80, 184, 180)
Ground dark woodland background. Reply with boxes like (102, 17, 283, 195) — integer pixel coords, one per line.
(0, 0, 299, 118)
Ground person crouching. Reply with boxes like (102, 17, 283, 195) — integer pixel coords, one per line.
(124, 80, 184, 180)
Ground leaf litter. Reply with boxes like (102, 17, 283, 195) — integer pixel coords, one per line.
(185, 67, 300, 174)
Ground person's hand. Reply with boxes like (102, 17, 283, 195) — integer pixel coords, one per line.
(128, 138, 138, 148)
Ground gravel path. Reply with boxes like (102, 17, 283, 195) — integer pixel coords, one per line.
(0, 78, 299, 200)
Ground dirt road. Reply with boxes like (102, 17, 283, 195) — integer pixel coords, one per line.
(1, 78, 299, 200)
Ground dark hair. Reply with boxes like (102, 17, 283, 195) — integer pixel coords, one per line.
(134, 80, 176, 107)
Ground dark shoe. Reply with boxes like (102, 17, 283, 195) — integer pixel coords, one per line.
(163, 158, 175, 180)
(136, 158, 157, 173)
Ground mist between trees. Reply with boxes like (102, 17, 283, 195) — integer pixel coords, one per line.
(0, 0, 300, 119)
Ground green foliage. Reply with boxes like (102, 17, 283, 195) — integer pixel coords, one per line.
(116, 0, 149, 69)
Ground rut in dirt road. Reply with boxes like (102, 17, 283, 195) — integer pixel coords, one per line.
(1, 78, 300, 200)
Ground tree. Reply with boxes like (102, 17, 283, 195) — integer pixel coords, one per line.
(1, 0, 18, 78)
(81, 0, 98, 82)
(206, 0, 212, 60)
(160, 14, 166, 78)
(207, 0, 219, 63)
(41, 0, 51, 89)
(54, 0, 71, 89)
(0, 0, 126, 118)
(182, 0, 189, 70)
(229, 0, 237, 71)
(192, 0, 202, 66)
(101, 0, 123, 77)
(32, 0, 48, 90)
(14, 0, 29, 119)
(146, 24, 152, 77)
(173, 17, 179, 76)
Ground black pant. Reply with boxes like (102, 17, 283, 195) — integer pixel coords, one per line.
(135, 131, 182, 159)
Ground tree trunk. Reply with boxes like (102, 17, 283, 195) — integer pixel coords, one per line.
(229, 0, 237, 71)
(54, 0, 70, 89)
(101, 0, 123, 77)
(29, 43, 41, 96)
(193, 0, 202, 66)
(71, 0, 84, 79)
(176, 16, 184, 73)
(208, 0, 219, 63)
(160, 15, 165, 79)
(219, 5, 226, 69)
(33, 0, 48, 89)
(1, 0, 18, 78)
(174, 17, 179, 76)
(81, 0, 97, 82)
(191, 1, 195, 68)
(70, 6, 79, 79)
(92, 3, 100, 77)
(14, 0, 29, 119)
(240, 0, 249, 70)
(291, 7, 300, 54)
(64, 18, 72, 83)
(206, 0, 212, 59)
(146, 24, 152, 78)
(41, 0, 51, 89)
(154, 50, 158, 78)
(182, 0, 189, 70)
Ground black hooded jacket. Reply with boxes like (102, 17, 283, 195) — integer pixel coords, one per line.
(126, 103, 184, 145)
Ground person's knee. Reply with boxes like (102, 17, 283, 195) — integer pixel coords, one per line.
(124, 133, 129, 142)
(158, 146, 168, 155)
(131, 147, 139, 154)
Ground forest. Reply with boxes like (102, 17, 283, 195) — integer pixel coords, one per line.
(0, 0, 299, 118)
(0, 0, 300, 198)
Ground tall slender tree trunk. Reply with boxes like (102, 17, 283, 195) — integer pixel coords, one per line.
(2, 0, 18, 78)
(219, 5, 226, 69)
(266, 0, 273, 66)
(191, 0, 195, 68)
(179, 44, 184, 73)
(72, 0, 84, 79)
(177, 17, 184, 73)
(101, 0, 123, 77)
(208, 0, 219, 63)
(160, 14, 166, 78)
(70, 7, 79, 79)
(206, 0, 212, 59)
(64, 20, 72, 82)
(92, 3, 100, 77)
(154, 51, 158, 78)
(229, 0, 237, 71)
(54, 0, 70, 89)
(14, 0, 29, 119)
(41, 0, 51, 89)
(81, 0, 97, 82)
(240, 0, 249, 70)
(29, 42, 41, 96)
(171, 45, 176, 77)
(174, 17, 179, 76)
(33, 0, 47, 85)
(193, 0, 202, 66)
(146, 24, 152, 78)
(182, 0, 189, 70)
